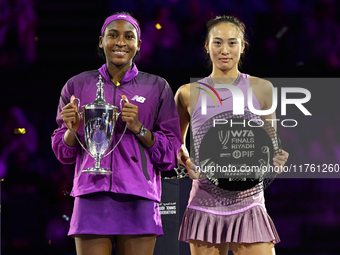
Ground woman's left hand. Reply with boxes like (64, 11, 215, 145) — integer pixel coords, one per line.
(273, 149, 289, 173)
(121, 95, 142, 134)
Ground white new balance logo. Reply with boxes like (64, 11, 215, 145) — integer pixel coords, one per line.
(131, 95, 146, 103)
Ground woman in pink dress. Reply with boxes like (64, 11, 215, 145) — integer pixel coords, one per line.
(175, 15, 289, 255)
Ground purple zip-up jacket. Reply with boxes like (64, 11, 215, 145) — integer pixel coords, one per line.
(51, 63, 181, 202)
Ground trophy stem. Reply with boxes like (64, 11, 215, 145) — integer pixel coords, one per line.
(82, 153, 112, 175)
(94, 154, 101, 169)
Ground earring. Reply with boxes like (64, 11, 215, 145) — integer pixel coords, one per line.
(241, 51, 243, 54)
(207, 51, 209, 54)
(99, 45, 103, 48)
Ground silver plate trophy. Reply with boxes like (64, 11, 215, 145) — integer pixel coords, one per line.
(72, 75, 127, 174)
(191, 109, 282, 201)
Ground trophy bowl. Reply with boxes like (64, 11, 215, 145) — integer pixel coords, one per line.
(192, 109, 281, 200)
(72, 75, 127, 174)
(81, 104, 118, 174)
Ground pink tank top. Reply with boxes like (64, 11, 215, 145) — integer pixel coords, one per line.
(188, 73, 266, 214)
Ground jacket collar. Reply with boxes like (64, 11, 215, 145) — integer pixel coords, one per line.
(98, 62, 139, 84)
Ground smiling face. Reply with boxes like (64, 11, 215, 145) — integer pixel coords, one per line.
(205, 22, 245, 74)
(99, 19, 141, 68)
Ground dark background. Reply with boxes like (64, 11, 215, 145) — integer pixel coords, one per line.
(1, 0, 340, 254)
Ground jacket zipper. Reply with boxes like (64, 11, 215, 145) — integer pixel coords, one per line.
(109, 82, 117, 191)
(105, 70, 127, 191)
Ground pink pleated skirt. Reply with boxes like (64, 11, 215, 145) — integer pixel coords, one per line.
(178, 205, 280, 245)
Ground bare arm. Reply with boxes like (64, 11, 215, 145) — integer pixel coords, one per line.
(174, 84, 191, 163)
(175, 84, 201, 179)
(250, 78, 289, 169)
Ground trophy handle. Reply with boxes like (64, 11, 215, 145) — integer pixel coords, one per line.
(72, 126, 95, 158)
(71, 97, 81, 112)
(102, 97, 129, 158)
(102, 123, 127, 158)
(119, 97, 129, 115)
(70, 97, 95, 158)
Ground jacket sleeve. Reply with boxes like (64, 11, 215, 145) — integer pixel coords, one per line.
(51, 79, 82, 164)
(146, 81, 182, 171)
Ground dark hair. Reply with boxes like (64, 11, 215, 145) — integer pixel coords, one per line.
(205, 15, 249, 68)
(97, 11, 140, 62)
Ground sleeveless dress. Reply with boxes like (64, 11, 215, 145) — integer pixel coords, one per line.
(178, 73, 280, 244)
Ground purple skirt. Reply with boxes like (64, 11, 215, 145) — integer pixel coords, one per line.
(179, 206, 280, 245)
(68, 192, 163, 237)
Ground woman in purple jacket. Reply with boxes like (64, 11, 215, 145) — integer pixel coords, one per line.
(51, 12, 181, 255)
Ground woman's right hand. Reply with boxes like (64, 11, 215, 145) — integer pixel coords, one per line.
(178, 147, 200, 180)
(61, 95, 80, 132)
(184, 157, 201, 180)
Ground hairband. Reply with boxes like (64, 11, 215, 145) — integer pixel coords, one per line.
(101, 14, 141, 38)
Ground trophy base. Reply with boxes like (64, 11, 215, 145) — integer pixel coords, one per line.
(82, 168, 112, 175)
